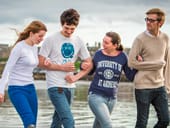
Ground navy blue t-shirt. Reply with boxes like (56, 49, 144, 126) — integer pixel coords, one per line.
(88, 50, 137, 99)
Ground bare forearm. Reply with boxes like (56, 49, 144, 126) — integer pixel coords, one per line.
(38, 55, 74, 72)
(74, 67, 92, 80)
(38, 62, 63, 71)
(65, 58, 93, 83)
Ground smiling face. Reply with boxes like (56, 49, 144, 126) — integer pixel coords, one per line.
(61, 23, 77, 37)
(102, 35, 117, 52)
(30, 30, 46, 45)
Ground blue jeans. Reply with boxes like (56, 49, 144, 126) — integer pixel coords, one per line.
(88, 92, 117, 128)
(8, 84, 38, 128)
(135, 86, 169, 128)
(48, 87, 75, 128)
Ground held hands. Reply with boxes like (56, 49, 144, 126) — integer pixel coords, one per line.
(64, 61, 77, 83)
(0, 93, 5, 103)
(65, 60, 93, 84)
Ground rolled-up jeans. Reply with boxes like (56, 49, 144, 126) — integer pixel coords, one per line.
(88, 92, 116, 128)
(8, 84, 38, 128)
(48, 87, 75, 128)
(135, 86, 169, 128)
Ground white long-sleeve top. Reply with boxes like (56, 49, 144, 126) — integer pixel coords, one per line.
(0, 41, 38, 94)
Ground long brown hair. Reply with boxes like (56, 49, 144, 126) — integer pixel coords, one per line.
(15, 20, 47, 45)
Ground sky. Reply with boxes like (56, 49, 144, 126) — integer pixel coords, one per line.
(0, 0, 170, 48)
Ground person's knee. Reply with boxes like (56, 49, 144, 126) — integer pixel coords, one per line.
(27, 124, 36, 128)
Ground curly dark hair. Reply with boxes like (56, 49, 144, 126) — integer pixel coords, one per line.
(60, 8, 80, 26)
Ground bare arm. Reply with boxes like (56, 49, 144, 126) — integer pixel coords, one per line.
(0, 94, 5, 103)
(38, 55, 75, 72)
(65, 57, 93, 83)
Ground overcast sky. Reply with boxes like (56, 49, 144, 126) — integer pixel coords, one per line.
(0, 0, 170, 48)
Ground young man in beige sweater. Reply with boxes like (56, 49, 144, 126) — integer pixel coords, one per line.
(128, 8, 170, 128)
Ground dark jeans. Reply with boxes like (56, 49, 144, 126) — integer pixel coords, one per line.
(135, 86, 169, 128)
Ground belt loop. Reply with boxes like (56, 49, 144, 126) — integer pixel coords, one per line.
(58, 87, 63, 93)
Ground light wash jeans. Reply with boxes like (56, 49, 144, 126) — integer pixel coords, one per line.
(88, 92, 117, 128)
(8, 84, 38, 128)
(48, 87, 75, 128)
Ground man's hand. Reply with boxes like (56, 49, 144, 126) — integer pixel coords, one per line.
(65, 73, 77, 83)
(62, 62, 75, 72)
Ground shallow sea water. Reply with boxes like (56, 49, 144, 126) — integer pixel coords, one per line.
(0, 81, 170, 128)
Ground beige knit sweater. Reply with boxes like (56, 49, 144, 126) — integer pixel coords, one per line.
(128, 31, 170, 93)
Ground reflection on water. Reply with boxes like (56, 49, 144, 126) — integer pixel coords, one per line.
(74, 84, 89, 101)
(0, 81, 170, 128)
(74, 83, 165, 128)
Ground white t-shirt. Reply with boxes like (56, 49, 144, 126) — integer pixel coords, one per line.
(39, 32, 90, 89)
(0, 41, 38, 94)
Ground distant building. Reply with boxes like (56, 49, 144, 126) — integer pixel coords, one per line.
(87, 42, 101, 57)
(0, 44, 10, 58)
(0, 43, 131, 81)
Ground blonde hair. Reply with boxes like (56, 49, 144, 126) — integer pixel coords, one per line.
(146, 8, 165, 25)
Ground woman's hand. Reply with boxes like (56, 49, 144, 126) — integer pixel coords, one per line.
(81, 61, 91, 70)
(0, 93, 5, 103)
(44, 58, 51, 66)
(136, 55, 143, 62)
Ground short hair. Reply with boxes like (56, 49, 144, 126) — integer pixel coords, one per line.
(60, 8, 80, 26)
(146, 8, 165, 24)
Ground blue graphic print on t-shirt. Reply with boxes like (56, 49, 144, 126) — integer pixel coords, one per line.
(61, 42, 74, 63)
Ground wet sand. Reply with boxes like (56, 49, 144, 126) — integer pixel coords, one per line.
(0, 80, 170, 128)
